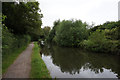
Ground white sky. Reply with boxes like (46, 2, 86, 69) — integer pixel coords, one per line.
(36, 0, 120, 28)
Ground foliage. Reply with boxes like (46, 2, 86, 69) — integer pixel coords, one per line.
(48, 20, 60, 42)
(2, 2, 43, 40)
(2, 25, 31, 55)
(81, 30, 108, 52)
(50, 19, 88, 47)
(89, 21, 120, 33)
(42, 26, 51, 40)
(48, 20, 120, 54)
(2, 13, 31, 55)
(105, 27, 120, 40)
(81, 21, 120, 54)
(30, 42, 51, 78)
(2, 1, 43, 55)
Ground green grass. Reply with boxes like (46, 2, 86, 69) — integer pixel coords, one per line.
(2, 45, 28, 74)
(30, 42, 51, 78)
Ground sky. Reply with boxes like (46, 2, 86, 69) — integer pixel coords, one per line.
(36, 0, 120, 28)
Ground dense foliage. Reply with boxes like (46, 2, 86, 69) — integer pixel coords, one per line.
(2, 2, 43, 40)
(48, 20, 120, 55)
(2, 27, 31, 54)
(2, 2, 43, 54)
(48, 20, 60, 42)
(42, 26, 51, 40)
(81, 21, 120, 54)
(48, 20, 88, 47)
(2, 17, 31, 55)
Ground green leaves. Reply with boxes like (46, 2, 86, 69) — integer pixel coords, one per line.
(42, 26, 51, 40)
(81, 21, 120, 54)
(48, 19, 88, 47)
(2, 2, 43, 40)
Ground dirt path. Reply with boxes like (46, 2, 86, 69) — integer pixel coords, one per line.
(3, 42, 34, 78)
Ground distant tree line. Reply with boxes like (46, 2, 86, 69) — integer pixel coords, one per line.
(47, 19, 120, 55)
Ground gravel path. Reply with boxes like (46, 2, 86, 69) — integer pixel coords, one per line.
(3, 42, 34, 78)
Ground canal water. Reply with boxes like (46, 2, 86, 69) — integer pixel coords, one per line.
(40, 44, 120, 78)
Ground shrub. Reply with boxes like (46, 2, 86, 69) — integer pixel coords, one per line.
(2, 25, 31, 55)
(81, 29, 120, 54)
(81, 30, 107, 52)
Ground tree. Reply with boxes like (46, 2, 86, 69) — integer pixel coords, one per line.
(52, 19, 88, 47)
(42, 26, 51, 40)
(48, 19, 60, 42)
(2, 2, 43, 40)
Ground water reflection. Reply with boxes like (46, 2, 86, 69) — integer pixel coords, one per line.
(41, 44, 120, 78)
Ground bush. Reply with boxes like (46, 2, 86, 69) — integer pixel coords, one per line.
(81, 29, 120, 54)
(2, 26, 31, 55)
(81, 30, 107, 52)
(2, 26, 14, 54)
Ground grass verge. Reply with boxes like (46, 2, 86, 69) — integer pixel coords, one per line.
(2, 45, 28, 74)
(30, 42, 51, 78)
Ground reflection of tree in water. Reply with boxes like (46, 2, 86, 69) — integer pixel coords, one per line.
(82, 63, 104, 74)
(41, 44, 120, 78)
(40, 44, 52, 56)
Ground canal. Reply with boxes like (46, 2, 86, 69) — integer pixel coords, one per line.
(40, 44, 120, 78)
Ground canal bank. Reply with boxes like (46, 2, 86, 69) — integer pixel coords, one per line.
(30, 42, 51, 78)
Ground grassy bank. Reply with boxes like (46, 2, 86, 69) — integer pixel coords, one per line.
(30, 42, 51, 78)
(2, 45, 28, 74)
